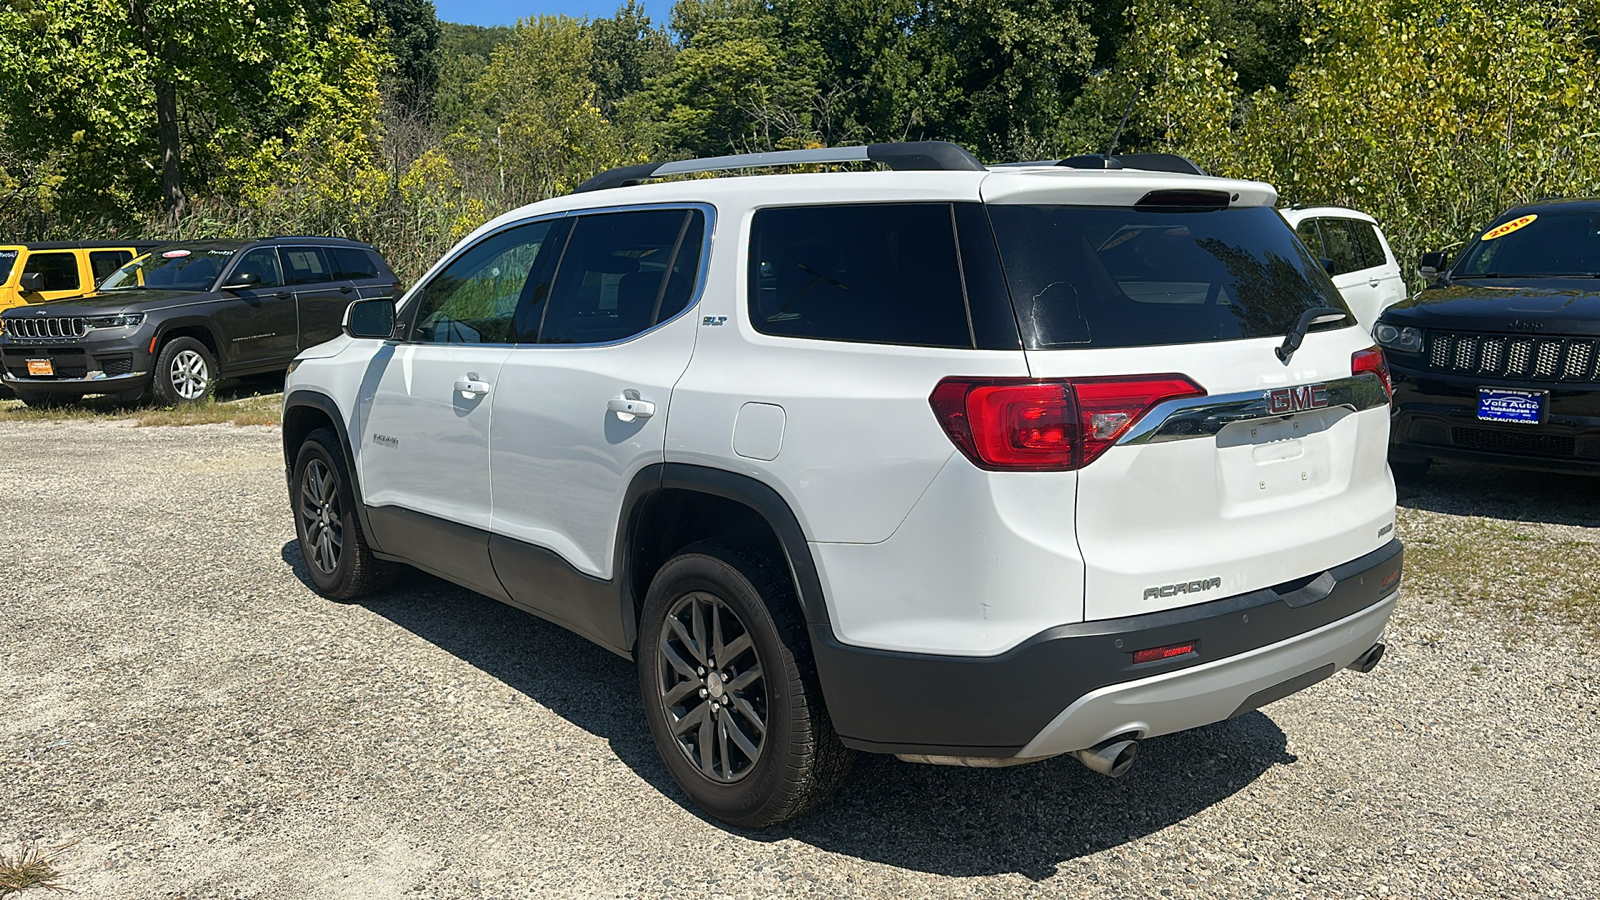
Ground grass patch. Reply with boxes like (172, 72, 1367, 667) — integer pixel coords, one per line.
(0, 386, 281, 428)
(0, 841, 73, 897)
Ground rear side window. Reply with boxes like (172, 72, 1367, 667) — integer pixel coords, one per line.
(536, 208, 705, 345)
(90, 251, 133, 282)
(1316, 218, 1385, 275)
(332, 247, 380, 281)
(748, 203, 972, 348)
(987, 204, 1348, 350)
(23, 252, 80, 292)
(282, 247, 334, 285)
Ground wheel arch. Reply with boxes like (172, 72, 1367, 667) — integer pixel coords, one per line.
(282, 389, 383, 554)
(152, 317, 228, 370)
(619, 463, 829, 654)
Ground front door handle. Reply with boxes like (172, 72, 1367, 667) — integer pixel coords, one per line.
(276, 291, 291, 299)
(455, 375, 491, 397)
(1368, 278, 1381, 288)
(339, 285, 354, 294)
(608, 391, 655, 421)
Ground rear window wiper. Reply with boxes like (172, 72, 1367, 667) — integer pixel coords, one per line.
(1276, 306, 1348, 364)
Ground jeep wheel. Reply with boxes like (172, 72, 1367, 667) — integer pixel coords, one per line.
(153, 337, 216, 405)
(293, 427, 389, 601)
(638, 539, 853, 827)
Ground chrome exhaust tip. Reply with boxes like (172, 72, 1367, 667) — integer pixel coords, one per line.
(1072, 736, 1140, 778)
(1348, 641, 1386, 673)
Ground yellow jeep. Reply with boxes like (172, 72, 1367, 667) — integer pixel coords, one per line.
(0, 241, 161, 312)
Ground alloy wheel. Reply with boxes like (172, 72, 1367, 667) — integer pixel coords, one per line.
(169, 349, 209, 400)
(298, 459, 343, 576)
(656, 590, 768, 783)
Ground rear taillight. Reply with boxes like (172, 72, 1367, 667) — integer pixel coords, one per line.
(930, 375, 1206, 471)
(1352, 346, 1392, 399)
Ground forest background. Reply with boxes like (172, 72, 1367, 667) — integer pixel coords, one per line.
(0, 0, 1596, 282)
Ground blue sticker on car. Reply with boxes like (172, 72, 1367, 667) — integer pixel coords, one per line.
(1477, 388, 1544, 424)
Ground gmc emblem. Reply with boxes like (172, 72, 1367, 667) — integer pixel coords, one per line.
(1267, 383, 1329, 415)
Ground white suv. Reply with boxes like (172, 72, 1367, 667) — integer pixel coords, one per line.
(282, 143, 1403, 827)
(1280, 205, 1407, 333)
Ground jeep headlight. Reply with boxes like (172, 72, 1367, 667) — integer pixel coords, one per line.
(1374, 323, 1422, 353)
(85, 313, 146, 330)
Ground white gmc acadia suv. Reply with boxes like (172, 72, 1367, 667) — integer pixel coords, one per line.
(281, 142, 1403, 827)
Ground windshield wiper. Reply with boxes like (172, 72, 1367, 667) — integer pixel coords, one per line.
(1276, 306, 1348, 364)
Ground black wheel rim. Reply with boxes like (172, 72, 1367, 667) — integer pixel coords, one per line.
(298, 459, 343, 576)
(657, 590, 767, 783)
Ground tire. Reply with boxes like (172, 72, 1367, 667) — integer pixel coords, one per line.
(153, 336, 217, 405)
(638, 538, 853, 827)
(1390, 456, 1431, 483)
(12, 390, 79, 408)
(115, 387, 147, 405)
(292, 426, 390, 601)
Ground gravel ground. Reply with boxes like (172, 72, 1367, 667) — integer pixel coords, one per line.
(2, 418, 1597, 899)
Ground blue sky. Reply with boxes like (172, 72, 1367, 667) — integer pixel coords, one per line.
(434, 0, 648, 24)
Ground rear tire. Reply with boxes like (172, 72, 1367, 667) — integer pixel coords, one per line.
(1389, 456, 1431, 483)
(638, 538, 853, 827)
(292, 427, 390, 601)
(153, 337, 217, 405)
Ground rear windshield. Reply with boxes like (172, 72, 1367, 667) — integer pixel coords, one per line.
(0, 250, 15, 284)
(1455, 211, 1600, 278)
(987, 205, 1348, 349)
(101, 247, 236, 292)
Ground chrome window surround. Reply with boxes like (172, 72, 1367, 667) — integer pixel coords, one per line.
(1118, 373, 1390, 445)
(400, 202, 717, 349)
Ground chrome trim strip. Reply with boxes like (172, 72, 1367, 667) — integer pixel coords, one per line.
(1118, 373, 1389, 445)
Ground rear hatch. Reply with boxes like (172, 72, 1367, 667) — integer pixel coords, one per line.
(982, 189, 1396, 621)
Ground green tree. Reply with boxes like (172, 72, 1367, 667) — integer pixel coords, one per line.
(590, 0, 676, 117)
(367, 0, 442, 114)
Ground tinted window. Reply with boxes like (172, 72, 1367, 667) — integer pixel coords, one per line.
(537, 209, 705, 345)
(1294, 220, 1325, 259)
(748, 203, 972, 348)
(987, 204, 1348, 350)
(0, 250, 15, 283)
(332, 246, 380, 281)
(102, 247, 233, 291)
(230, 247, 284, 288)
(1316, 218, 1384, 275)
(282, 247, 334, 285)
(90, 251, 133, 282)
(1456, 211, 1600, 278)
(410, 220, 559, 345)
(1350, 221, 1387, 269)
(23, 252, 80, 292)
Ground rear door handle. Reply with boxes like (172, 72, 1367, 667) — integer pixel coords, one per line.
(1368, 277, 1381, 288)
(275, 291, 291, 299)
(455, 375, 491, 397)
(608, 392, 655, 421)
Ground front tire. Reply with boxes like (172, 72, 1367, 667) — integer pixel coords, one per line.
(292, 427, 389, 601)
(638, 538, 853, 827)
(153, 337, 217, 405)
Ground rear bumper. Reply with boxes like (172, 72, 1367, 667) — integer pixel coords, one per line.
(812, 539, 1402, 757)
(1389, 360, 1600, 473)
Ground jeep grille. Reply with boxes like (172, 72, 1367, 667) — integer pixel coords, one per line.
(1426, 331, 1600, 382)
(5, 316, 90, 340)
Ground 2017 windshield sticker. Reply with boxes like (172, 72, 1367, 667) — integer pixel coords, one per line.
(162, 249, 192, 259)
(1481, 214, 1537, 241)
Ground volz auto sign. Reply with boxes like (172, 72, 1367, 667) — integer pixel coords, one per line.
(1267, 383, 1330, 415)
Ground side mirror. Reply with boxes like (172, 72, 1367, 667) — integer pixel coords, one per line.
(223, 271, 261, 290)
(1418, 251, 1448, 280)
(343, 298, 396, 340)
(1318, 257, 1337, 276)
(18, 272, 44, 292)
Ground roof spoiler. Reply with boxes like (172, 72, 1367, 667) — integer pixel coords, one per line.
(574, 141, 985, 193)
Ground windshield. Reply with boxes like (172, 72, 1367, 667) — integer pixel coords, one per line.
(101, 247, 235, 291)
(0, 250, 16, 284)
(1455, 211, 1600, 278)
(987, 204, 1349, 349)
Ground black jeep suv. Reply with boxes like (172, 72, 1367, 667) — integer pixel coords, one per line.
(1376, 199, 1600, 478)
(0, 237, 398, 406)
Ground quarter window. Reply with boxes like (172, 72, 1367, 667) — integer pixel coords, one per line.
(332, 247, 380, 281)
(1315, 218, 1385, 276)
(23, 252, 80, 292)
(747, 203, 973, 348)
(1294, 220, 1326, 259)
(282, 247, 334, 285)
(535, 209, 705, 345)
(410, 220, 560, 345)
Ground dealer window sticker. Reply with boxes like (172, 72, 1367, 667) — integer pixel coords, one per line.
(1481, 214, 1537, 241)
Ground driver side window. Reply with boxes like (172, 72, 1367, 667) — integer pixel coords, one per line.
(409, 220, 560, 345)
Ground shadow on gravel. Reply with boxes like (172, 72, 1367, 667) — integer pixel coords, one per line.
(1399, 460, 1600, 526)
(282, 540, 1295, 882)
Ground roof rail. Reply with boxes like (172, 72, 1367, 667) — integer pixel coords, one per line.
(993, 153, 1207, 177)
(573, 141, 985, 193)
